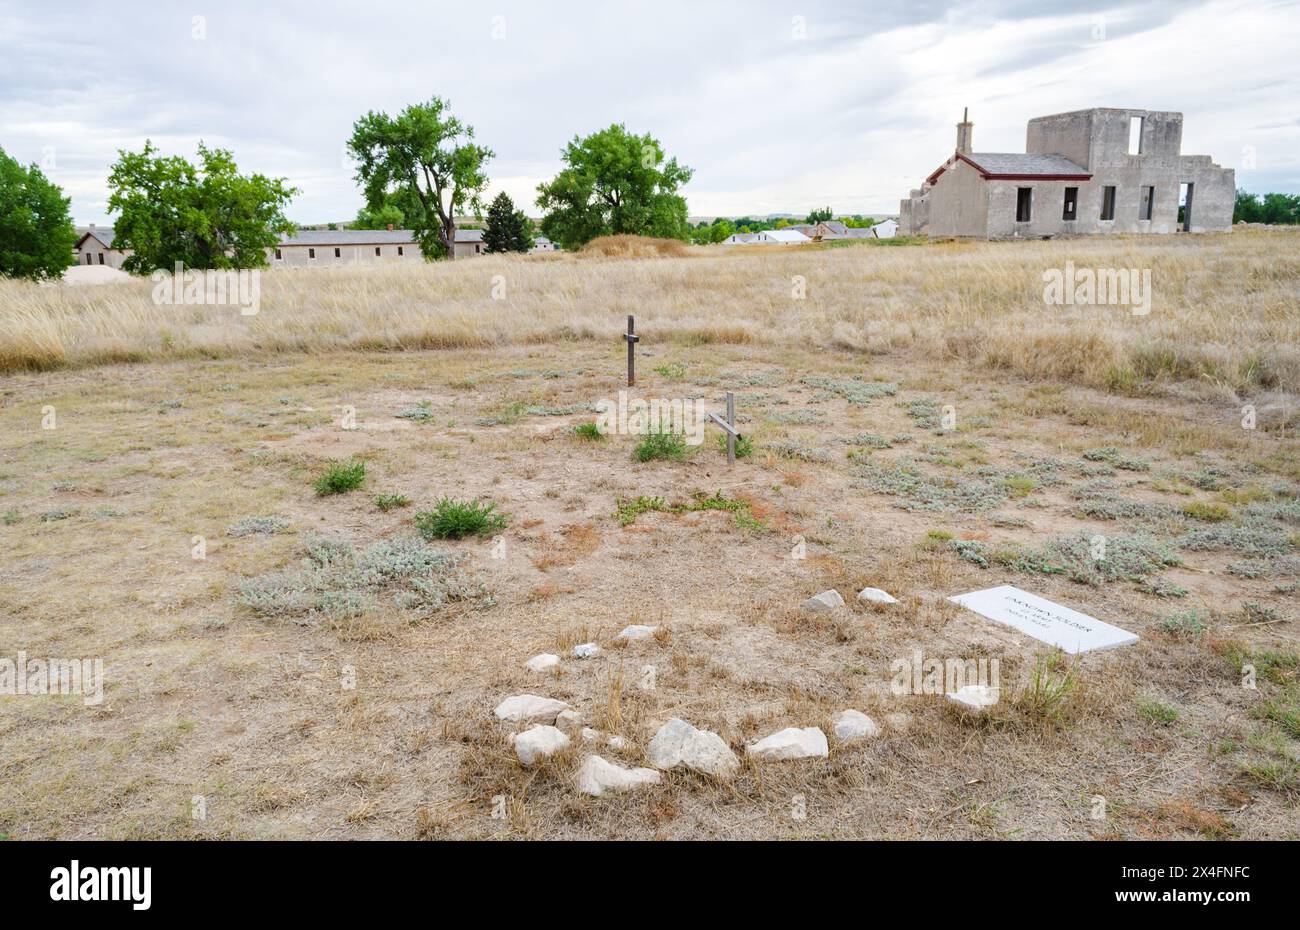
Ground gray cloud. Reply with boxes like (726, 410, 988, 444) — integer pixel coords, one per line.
(0, 0, 1295, 224)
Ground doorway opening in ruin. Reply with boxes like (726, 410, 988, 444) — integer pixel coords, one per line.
(1179, 183, 1194, 231)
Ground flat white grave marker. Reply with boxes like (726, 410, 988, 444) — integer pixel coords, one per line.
(947, 584, 1138, 654)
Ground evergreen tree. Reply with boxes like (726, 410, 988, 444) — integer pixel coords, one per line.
(483, 192, 533, 253)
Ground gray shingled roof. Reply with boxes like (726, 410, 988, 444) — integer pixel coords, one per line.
(964, 152, 1089, 177)
(75, 227, 116, 248)
(75, 225, 482, 250)
(279, 228, 416, 246)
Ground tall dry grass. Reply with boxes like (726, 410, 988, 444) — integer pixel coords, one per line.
(579, 234, 692, 258)
(1, 230, 1297, 399)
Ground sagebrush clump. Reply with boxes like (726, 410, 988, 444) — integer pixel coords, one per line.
(228, 516, 289, 537)
(235, 534, 484, 623)
(992, 533, 1181, 587)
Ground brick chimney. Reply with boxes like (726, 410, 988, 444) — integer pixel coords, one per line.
(956, 107, 973, 155)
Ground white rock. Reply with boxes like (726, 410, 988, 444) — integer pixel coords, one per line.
(555, 709, 582, 730)
(525, 653, 560, 673)
(607, 735, 627, 750)
(580, 727, 601, 743)
(856, 587, 898, 605)
(747, 726, 829, 760)
(577, 755, 661, 797)
(573, 643, 600, 659)
(832, 710, 881, 743)
(615, 624, 658, 642)
(802, 590, 845, 613)
(946, 684, 1001, 713)
(646, 718, 740, 778)
(513, 725, 571, 766)
(493, 694, 570, 724)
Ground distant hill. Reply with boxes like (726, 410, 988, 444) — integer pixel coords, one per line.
(688, 212, 897, 224)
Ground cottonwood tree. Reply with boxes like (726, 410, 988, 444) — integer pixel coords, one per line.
(107, 141, 297, 273)
(348, 98, 494, 259)
(351, 186, 428, 231)
(1234, 189, 1300, 225)
(806, 206, 833, 224)
(0, 147, 77, 281)
(689, 218, 735, 245)
(535, 125, 692, 250)
(483, 192, 533, 253)
(352, 201, 405, 230)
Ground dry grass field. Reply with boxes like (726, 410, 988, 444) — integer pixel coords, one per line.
(1, 231, 1297, 840)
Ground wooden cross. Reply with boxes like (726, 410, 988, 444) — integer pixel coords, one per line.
(623, 315, 639, 386)
(706, 392, 740, 465)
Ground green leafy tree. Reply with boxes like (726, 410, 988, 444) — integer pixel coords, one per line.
(689, 219, 734, 245)
(731, 216, 774, 233)
(482, 192, 533, 253)
(706, 219, 735, 243)
(0, 148, 77, 281)
(1260, 192, 1300, 224)
(535, 124, 693, 250)
(348, 97, 494, 259)
(1233, 189, 1262, 224)
(1234, 189, 1300, 225)
(106, 141, 297, 273)
(353, 200, 406, 230)
(806, 206, 833, 224)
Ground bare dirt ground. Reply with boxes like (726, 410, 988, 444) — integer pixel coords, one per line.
(1, 241, 1297, 840)
(57, 265, 133, 286)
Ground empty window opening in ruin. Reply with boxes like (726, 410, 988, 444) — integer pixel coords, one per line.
(1140, 185, 1155, 221)
(1128, 116, 1144, 155)
(1016, 187, 1033, 222)
(1063, 187, 1078, 221)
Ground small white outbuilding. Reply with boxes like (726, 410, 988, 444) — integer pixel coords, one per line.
(753, 229, 811, 245)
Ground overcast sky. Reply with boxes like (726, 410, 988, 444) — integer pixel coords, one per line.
(1, 0, 1296, 224)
